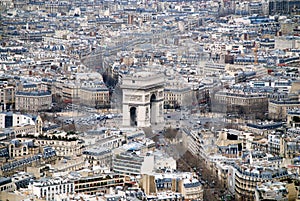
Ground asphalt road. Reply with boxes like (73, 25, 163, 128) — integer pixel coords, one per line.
(164, 110, 226, 130)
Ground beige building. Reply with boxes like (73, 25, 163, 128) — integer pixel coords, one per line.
(8, 139, 31, 158)
(19, 130, 84, 157)
(255, 181, 298, 201)
(0, 191, 44, 201)
(35, 137, 83, 157)
(51, 156, 86, 174)
(0, 0, 13, 9)
(4, 138, 42, 159)
(268, 100, 300, 121)
(164, 81, 193, 109)
(280, 135, 300, 159)
(15, 91, 52, 112)
(275, 36, 300, 50)
(213, 90, 268, 118)
(280, 22, 296, 35)
(53, 80, 80, 103)
(54, 78, 109, 107)
(287, 110, 300, 128)
(233, 163, 290, 201)
(80, 87, 110, 108)
(0, 145, 56, 177)
(140, 173, 203, 201)
(83, 148, 112, 168)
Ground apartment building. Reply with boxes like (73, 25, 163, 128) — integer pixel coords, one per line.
(140, 172, 203, 201)
(269, 0, 300, 15)
(164, 81, 192, 109)
(268, 100, 300, 121)
(51, 157, 86, 174)
(287, 110, 300, 128)
(267, 129, 300, 159)
(72, 172, 126, 195)
(233, 162, 290, 201)
(8, 139, 32, 158)
(83, 148, 112, 167)
(0, 0, 13, 9)
(0, 177, 15, 192)
(187, 129, 205, 157)
(113, 151, 154, 176)
(16, 82, 41, 92)
(246, 122, 283, 135)
(35, 137, 84, 157)
(280, 134, 300, 159)
(44, 1, 71, 13)
(12, 172, 35, 190)
(268, 133, 281, 156)
(249, 79, 292, 92)
(15, 91, 52, 112)
(29, 177, 74, 201)
(255, 181, 292, 201)
(0, 83, 15, 111)
(201, 62, 226, 75)
(80, 86, 110, 108)
(212, 89, 268, 118)
(53, 80, 80, 104)
(275, 36, 300, 50)
(0, 113, 42, 134)
(95, 134, 125, 150)
(216, 129, 243, 158)
(186, 129, 217, 160)
(0, 146, 56, 177)
(54, 79, 110, 107)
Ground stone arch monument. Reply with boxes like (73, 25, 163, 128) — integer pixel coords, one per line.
(121, 72, 164, 127)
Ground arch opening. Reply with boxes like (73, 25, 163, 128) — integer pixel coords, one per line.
(130, 107, 137, 126)
(150, 94, 156, 124)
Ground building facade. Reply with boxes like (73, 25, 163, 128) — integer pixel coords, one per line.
(29, 177, 74, 201)
(113, 151, 154, 176)
(141, 173, 203, 201)
(0, 83, 15, 111)
(268, 100, 300, 121)
(212, 90, 268, 118)
(73, 173, 126, 195)
(164, 81, 192, 109)
(80, 87, 110, 108)
(15, 91, 52, 112)
(233, 163, 290, 201)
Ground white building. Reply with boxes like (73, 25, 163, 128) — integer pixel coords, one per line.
(0, 113, 43, 136)
(275, 36, 300, 50)
(155, 155, 177, 171)
(0, 113, 37, 128)
(29, 177, 74, 201)
(255, 182, 289, 201)
(113, 151, 155, 176)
